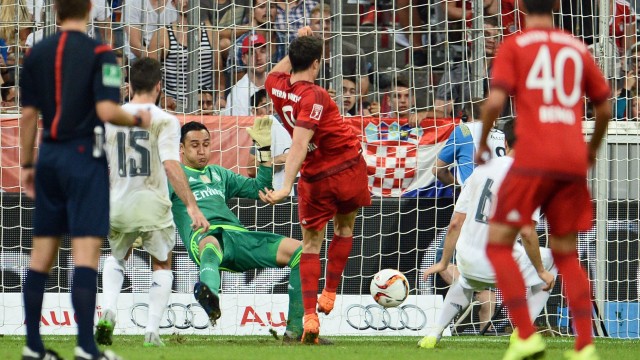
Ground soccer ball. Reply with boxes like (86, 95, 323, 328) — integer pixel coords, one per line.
(369, 269, 409, 308)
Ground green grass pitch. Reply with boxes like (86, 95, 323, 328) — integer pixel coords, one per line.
(1, 335, 639, 359)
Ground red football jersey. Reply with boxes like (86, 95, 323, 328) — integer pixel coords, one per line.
(610, 0, 636, 52)
(265, 72, 362, 180)
(501, 0, 525, 37)
(491, 28, 610, 176)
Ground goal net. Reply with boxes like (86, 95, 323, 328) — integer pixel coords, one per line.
(0, 0, 638, 339)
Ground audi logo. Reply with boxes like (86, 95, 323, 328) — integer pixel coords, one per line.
(345, 304, 427, 331)
(130, 303, 210, 330)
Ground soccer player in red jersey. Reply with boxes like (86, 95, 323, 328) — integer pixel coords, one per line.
(476, 0, 611, 359)
(261, 26, 371, 344)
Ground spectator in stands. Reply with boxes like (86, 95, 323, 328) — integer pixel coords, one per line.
(0, 79, 16, 110)
(273, 0, 319, 42)
(224, 0, 287, 72)
(341, 76, 359, 116)
(198, 87, 215, 115)
(124, 0, 177, 61)
(24, 0, 44, 26)
(148, 0, 218, 112)
(310, 3, 370, 96)
(380, 75, 428, 127)
(223, 34, 268, 115)
(0, 0, 32, 77)
(397, 0, 428, 66)
(433, 16, 504, 119)
(245, 89, 294, 193)
(89, 0, 113, 45)
(200, 0, 236, 26)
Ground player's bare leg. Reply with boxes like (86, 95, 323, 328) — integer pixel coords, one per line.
(318, 210, 358, 315)
(300, 227, 325, 344)
(477, 290, 496, 331)
(486, 224, 545, 359)
(549, 234, 595, 356)
(23, 237, 63, 360)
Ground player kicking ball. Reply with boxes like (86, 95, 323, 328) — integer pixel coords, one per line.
(171, 121, 329, 343)
(418, 121, 557, 349)
(96, 58, 209, 347)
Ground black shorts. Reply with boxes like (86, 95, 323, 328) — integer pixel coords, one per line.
(34, 137, 109, 237)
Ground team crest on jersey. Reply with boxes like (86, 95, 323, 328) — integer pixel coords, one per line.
(310, 104, 324, 120)
(200, 175, 212, 184)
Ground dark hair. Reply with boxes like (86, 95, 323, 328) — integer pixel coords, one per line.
(392, 75, 410, 90)
(250, 89, 268, 109)
(462, 99, 483, 122)
(502, 120, 516, 148)
(129, 58, 162, 95)
(343, 76, 357, 86)
(1, 80, 15, 102)
(484, 15, 499, 28)
(522, 0, 556, 15)
(200, 86, 214, 96)
(181, 121, 209, 143)
(289, 36, 323, 73)
(55, 0, 91, 21)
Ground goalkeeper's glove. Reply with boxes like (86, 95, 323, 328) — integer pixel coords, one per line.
(247, 115, 273, 163)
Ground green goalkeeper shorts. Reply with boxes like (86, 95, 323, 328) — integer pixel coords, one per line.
(186, 225, 285, 272)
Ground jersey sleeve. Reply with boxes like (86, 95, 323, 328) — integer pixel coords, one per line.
(490, 40, 517, 94)
(531, 207, 541, 222)
(295, 88, 326, 130)
(438, 127, 459, 164)
(583, 52, 611, 105)
(157, 117, 181, 163)
(93, 48, 121, 103)
(222, 165, 273, 199)
(19, 52, 39, 108)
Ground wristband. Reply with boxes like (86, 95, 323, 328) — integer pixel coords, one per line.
(133, 115, 142, 127)
(21, 163, 34, 169)
(257, 146, 272, 163)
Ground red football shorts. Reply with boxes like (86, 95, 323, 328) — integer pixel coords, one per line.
(491, 170, 593, 236)
(297, 156, 371, 231)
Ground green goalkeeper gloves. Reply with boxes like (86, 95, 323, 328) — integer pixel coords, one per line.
(247, 115, 272, 163)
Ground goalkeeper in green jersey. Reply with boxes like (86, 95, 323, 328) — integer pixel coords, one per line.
(170, 120, 307, 341)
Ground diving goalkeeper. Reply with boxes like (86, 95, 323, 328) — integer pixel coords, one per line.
(170, 120, 308, 341)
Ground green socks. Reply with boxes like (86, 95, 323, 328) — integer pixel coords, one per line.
(286, 246, 304, 337)
(199, 243, 222, 295)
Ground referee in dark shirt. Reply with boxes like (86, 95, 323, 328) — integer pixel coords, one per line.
(19, 1, 150, 360)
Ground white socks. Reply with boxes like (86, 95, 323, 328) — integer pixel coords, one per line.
(146, 270, 174, 334)
(101, 256, 125, 314)
(430, 281, 474, 337)
(527, 284, 551, 322)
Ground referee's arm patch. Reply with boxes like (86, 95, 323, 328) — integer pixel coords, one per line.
(102, 63, 122, 88)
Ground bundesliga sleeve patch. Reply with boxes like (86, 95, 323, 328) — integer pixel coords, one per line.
(310, 104, 324, 120)
(102, 64, 122, 88)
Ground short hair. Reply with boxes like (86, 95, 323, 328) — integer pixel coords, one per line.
(522, 0, 556, 15)
(391, 75, 410, 90)
(181, 121, 209, 143)
(129, 58, 162, 95)
(502, 120, 516, 148)
(289, 36, 323, 73)
(200, 86, 214, 97)
(343, 76, 357, 86)
(310, 3, 331, 17)
(55, 0, 91, 21)
(250, 89, 268, 109)
(484, 15, 499, 28)
(1, 80, 15, 102)
(462, 99, 484, 121)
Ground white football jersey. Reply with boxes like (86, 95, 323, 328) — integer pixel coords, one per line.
(466, 122, 507, 159)
(270, 117, 294, 193)
(453, 156, 540, 282)
(105, 103, 180, 232)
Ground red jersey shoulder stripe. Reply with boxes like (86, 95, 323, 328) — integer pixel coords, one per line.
(51, 32, 69, 140)
(94, 44, 112, 55)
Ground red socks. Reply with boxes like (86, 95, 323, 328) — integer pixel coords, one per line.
(325, 235, 353, 292)
(300, 253, 321, 315)
(552, 251, 593, 351)
(486, 243, 535, 339)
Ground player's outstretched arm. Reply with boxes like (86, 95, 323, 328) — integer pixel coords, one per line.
(164, 160, 210, 231)
(96, 100, 152, 129)
(424, 211, 466, 280)
(520, 224, 555, 291)
(19, 106, 39, 198)
(259, 126, 312, 205)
